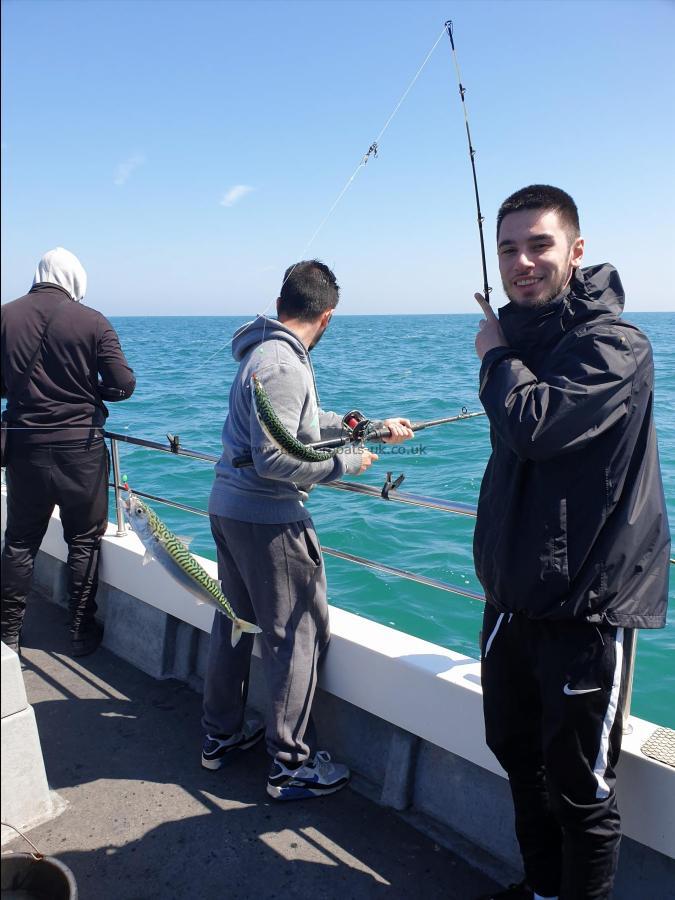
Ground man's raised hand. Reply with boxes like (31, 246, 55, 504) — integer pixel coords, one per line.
(475, 293, 507, 361)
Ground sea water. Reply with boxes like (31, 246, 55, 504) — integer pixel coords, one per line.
(100, 313, 673, 728)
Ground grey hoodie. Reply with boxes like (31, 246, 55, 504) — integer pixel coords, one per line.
(209, 316, 365, 524)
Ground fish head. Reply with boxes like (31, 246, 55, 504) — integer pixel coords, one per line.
(123, 492, 151, 531)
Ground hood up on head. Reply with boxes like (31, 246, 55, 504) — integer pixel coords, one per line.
(33, 247, 87, 301)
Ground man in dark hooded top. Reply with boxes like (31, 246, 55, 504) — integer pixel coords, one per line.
(472, 186, 670, 900)
(1, 247, 136, 656)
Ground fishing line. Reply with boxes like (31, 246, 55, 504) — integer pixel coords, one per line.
(294, 24, 446, 266)
(200, 25, 447, 367)
(444, 20, 491, 304)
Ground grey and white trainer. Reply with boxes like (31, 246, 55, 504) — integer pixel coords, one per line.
(266, 750, 350, 800)
(201, 717, 265, 770)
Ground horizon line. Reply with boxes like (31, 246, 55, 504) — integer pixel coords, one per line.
(102, 309, 674, 318)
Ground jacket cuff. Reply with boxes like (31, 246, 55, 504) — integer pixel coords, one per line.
(338, 446, 365, 475)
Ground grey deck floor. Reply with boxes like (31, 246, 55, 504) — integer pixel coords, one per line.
(4, 595, 502, 900)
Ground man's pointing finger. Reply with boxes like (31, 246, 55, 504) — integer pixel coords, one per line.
(474, 292, 499, 323)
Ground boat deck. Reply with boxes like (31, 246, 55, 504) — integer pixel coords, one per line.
(4, 593, 503, 900)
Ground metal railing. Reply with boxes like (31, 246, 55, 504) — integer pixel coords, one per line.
(104, 429, 638, 727)
(105, 430, 483, 600)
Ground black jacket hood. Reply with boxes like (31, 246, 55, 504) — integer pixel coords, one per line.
(497, 264, 625, 356)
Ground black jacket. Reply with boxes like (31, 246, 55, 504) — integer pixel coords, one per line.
(1, 284, 136, 442)
(473, 264, 669, 628)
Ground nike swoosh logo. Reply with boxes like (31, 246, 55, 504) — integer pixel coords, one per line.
(563, 683, 602, 696)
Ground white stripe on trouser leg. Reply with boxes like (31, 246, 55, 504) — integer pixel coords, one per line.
(484, 612, 504, 658)
(592, 627, 624, 800)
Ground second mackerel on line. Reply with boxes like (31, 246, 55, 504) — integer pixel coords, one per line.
(251, 373, 338, 463)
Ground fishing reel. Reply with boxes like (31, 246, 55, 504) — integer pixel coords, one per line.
(341, 410, 372, 443)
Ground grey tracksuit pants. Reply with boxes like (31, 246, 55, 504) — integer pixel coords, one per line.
(202, 514, 330, 764)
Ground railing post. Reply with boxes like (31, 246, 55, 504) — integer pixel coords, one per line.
(109, 437, 127, 537)
(622, 628, 638, 735)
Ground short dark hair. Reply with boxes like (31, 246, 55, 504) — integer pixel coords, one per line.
(497, 185, 580, 242)
(277, 260, 340, 322)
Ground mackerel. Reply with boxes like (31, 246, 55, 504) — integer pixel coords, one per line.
(251, 373, 338, 463)
(122, 491, 261, 647)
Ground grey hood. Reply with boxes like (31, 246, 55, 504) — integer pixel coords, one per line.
(232, 315, 308, 364)
(232, 314, 325, 409)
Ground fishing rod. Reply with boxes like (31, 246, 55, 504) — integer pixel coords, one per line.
(231, 409, 485, 468)
(314, 409, 486, 449)
(444, 20, 491, 305)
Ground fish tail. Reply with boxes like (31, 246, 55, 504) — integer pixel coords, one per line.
(231, 617, 262, 648)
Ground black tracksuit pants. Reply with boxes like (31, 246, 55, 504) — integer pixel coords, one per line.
(1, 439, 109, 641)
(481, 604, 630, 900)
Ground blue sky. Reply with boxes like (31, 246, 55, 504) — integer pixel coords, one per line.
(2, 0, 674, 315)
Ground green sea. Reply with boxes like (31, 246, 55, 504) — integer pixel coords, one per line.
(106, 313, 675, 728)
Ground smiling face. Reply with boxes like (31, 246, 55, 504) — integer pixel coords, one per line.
(497, 208, 584, 307)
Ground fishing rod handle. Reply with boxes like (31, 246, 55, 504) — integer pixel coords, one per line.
(363, 426, 397, 443)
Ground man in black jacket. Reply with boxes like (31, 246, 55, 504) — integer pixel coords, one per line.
(473, 186, 670, 900)
(1, 247, 136, 656)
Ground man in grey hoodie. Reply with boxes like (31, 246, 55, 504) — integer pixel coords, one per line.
(202, 260, 412, 800)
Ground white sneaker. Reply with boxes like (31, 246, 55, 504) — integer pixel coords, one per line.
(266, 750, 350, 800)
